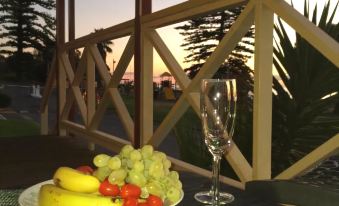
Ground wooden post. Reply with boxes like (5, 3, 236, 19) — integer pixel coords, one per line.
(134, 0, 153, 148)
(253, 0, 273, 180)
(87, 50, 96, 151)
(68, 0, 75, 43)
(56, 0, 67, 136)
(68, 0, 77, 122)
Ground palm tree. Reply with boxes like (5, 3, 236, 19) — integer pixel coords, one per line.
(94, 28, 113, 66)
(93, 28, 113, 89)
(272, 0, 339, 175)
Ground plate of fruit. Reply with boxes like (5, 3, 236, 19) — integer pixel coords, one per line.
(18, 145, 183, 206)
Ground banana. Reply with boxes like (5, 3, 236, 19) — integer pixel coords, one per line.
(39, 184, 122, 206)
(53, 166, 100, 193)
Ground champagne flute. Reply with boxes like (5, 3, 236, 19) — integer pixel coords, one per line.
(194, 79, 237, 205)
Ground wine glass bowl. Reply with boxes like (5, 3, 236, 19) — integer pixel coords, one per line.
(194, 79, 237, 205)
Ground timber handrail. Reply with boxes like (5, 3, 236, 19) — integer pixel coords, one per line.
(41, 0, 339, 189)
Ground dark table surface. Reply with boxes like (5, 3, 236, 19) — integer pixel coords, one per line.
(0, 135, 277, 206)
(0, 172, 277, 206)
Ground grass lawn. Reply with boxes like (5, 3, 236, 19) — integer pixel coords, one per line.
(0, 120, 40, 137)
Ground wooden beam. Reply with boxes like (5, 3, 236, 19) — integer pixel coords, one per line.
(40, 55, 56, 113)
(60, 53, 88, 124)
(67, 0, 76, 122)
(147, 30, 190, 90)
(149, 1, 255, 147)
(148, 96, 191, 147)
(276, 134, 339, 179)
(89, 45, 111, 87)
(68, 0, 75, 42)
(86, 50, 96, 125)
(62, 120, 131, 153)
(108, 88, 134, 142)
(110, 36, 134, 88)
(134, 0, 142, 148)
(142, 0, 247, 28)
(264, 0, 339, 68)
(183, 1, 255, 95)
(88, 91, 110, 131)
(168, 157, 245, 189)
(135, 0, 153, 148)
(64, 21, 133, 50)
(252, 0, 274, 180)
(59, 50, 88, 121)
(56, 0, 66, 136)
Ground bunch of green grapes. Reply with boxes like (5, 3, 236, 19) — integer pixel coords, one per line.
(92, 145, 182, 203)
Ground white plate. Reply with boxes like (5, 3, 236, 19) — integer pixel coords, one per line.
(18, 180, 183, 206)
(18, 180, 53, 206)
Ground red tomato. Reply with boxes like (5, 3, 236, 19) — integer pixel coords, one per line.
(138, 202, 149, 206)
(123, 197, 138, 206)
(138, 203, 149, 206)
(120, 184, 141, 199)
(76, 165, 94, 174)
(147, 195, 163, 206)
(99, 179, 120, 196)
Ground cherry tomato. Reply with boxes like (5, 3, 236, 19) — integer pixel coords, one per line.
(147, 195, 163, 206)
(120, 184, 141, 199)
(138, 203, 149, 206)
(76, 165, 94, 174)
(123, 197, 138, 206)
(99, 179, 120, 196)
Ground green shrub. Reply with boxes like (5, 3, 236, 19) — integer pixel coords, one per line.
(0, 93, 11, 108)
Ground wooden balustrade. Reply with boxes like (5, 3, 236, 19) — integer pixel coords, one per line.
(40, 0, 339, 189)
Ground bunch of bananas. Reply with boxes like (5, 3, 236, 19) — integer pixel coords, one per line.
(39, 167, 122, 206)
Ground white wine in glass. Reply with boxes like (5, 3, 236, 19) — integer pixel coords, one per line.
(194, 79, 237, 205)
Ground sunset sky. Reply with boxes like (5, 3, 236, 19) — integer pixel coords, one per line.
(67, 0, 338, 78)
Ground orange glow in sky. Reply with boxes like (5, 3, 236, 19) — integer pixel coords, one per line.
(68, 0, 188, 78)
(68, 0, 338, 78)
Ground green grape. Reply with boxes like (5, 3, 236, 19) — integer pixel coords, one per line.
(92, 166, 112, 182)
(151, 151, 166, 162)
(166, 187, 181, 203)
(143, 159, 153, 170)
(146, 181, 165, 199)
(160, 176, 173, 188)
(93, 154, 111, 167)
(107, 156, 121, 170)
(121, 158, 128, 169)
(163, 159, 171, 169)
(141, 145, 154, 159)
(149, 161, 165, 179)
(129, 150, 142, 161)
(108, 168, 127, 183)
(143, 169, 150, 179)
(140, 187, 149, 199)
(126, 159, 134, 169)
(116, 180, 125, 187)
(132, 160, 144, 172)
(127, 170, 147, 187)
(164, 167, 170, 176)
(169, 171, 179, 180)
(120, 144, 134, 158)
(174, 180, 182, 189)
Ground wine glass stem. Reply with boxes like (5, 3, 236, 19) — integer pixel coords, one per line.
(212, 154, 221, 206)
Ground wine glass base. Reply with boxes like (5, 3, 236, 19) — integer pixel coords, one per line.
(194, 191, 234, 205)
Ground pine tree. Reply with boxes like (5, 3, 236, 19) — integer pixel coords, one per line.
(176, 6, 254, 78)
(176, 6, 255, 168)
(0, 0, 56, 79)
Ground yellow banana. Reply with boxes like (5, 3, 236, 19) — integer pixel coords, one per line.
(53, 166, 100, 193)
(39, 184, 122, 206)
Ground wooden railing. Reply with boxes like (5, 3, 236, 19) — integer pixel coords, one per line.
(40, 0, 339, 189)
